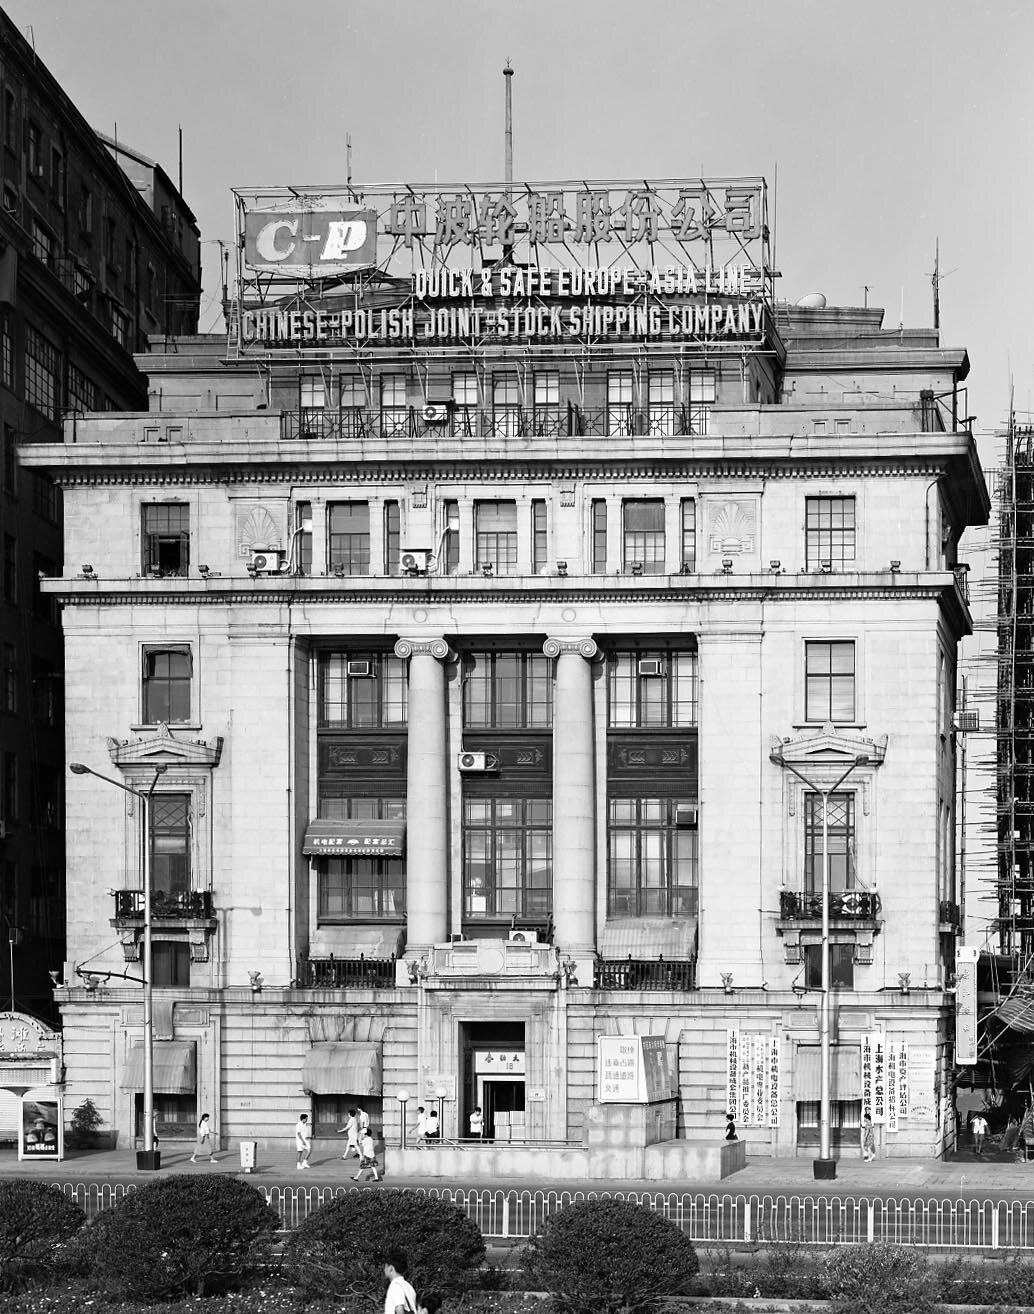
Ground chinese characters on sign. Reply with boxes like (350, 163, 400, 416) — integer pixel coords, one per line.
(726, 1030, 780, 1127)
(598, 1035, 675, 1103)
(955, 946, 979, 1065)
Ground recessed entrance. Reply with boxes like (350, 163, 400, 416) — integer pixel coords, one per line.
(460, 1020, 525, 1140)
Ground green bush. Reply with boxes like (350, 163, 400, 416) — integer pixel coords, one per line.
(65, 1097, 104, 1149)
(822, 1241, 934, 1314)
(283, 1187, 485, 1303)
(521, 1197, 698, 1314)
(84, 1173, 279, 1299)
(0, 1180, 85, 1290)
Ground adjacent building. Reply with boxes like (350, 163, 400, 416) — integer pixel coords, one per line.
(24, 175, 987, 1158)
(0, 10, 201, 1029)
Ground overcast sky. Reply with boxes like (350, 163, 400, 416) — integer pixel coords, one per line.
(9, 0, 1033, 435)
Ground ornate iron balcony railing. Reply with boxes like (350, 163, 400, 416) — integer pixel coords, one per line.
(113, 890, 214, 920)
(779, 889, 881, 921)
(594, 956, 697, 990)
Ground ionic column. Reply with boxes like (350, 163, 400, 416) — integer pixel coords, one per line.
(394, 637, 453, 951)
(543, 636, 598, 955)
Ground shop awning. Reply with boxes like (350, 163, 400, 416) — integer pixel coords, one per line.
(598, 919, 696, 959)
(795, 1045, 862, 1101)
(120, 1041, 196, 1093)
(302, 1042, 382, 1095)
(303, 819, 405, 857)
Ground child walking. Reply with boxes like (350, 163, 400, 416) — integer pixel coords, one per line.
(189, 1112, 217, 1163)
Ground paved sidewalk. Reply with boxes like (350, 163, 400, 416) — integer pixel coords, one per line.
(3, 1143, 1033, 1195)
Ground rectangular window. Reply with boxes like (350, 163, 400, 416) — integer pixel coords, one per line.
(300, 375, 327, 438)
(110, 305, 129, 349)
(3, 534, 16, 602)
(26, 121, 40, 177)
(317, 799, 406, 920)
(152, 794, 190, 897)
(380, 374, 408, 437)
(295, 501, 312, 576)
(463, 651, 553, 729)
(105, 216, 117, 268)
(2, 424, 16, 492)
(492, 375, 521, 438)
(78, 184, 93, 235)
(319, 652, 407, 728)
(592, 499, 608, 574)
(151, 941, 191, 987)
(383, 500, 400, 575)
(532, 499, 547, 574)
(805, 640, 855, 722)
(1, 316, 12, 390)
(143, 647, 192, 724)
(31, 659, 55, 726)
(2, 751, 16, 823)
(475, 501, 518, 574)
(607, 371, 633, 435)
(608, 797, 698, 917)
(623, 499, 665, 574)
(340, 375, 366, 438)
(3, 90, 16, 153)
(30, 219, 53, 266)
(533, 372, 560, 436)
(806, 496, 856, 569)
(608, 650, 698, 728)
(688, 369, 716, 434)
(51, 146, 65, 208)
(24, 325, 59, 419)
(442, 498, 459, 575)
(328, 502, 370, 575)
(804, 793, 855, 893)
(452, 372, 478, 436)
(648, 371, 675, 436)
(142, 503, 189, 577)
(2, 643, 15, 713)
(680, 499, 696, 572)
(463, 797, 552, 920)
(803, 943, 854, 990)
(66, 363, 96, 415)
(125, 240, 138, 295)
(32, 553, 57, 624)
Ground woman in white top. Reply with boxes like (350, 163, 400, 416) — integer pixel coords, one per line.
(189, 1112, 216, 1163)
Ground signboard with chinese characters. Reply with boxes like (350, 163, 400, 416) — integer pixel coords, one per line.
(598, 1035, 676, 1104)
(726, 1030, 780, 1127)
(862, 1033, 888, 1123)
(955, 946, 979, 1064)
(474, 1050, 526, 1075)
(907, 1046, 937, 1122)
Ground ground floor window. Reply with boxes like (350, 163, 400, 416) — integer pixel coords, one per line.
(311, 1095, 381, 1139)
(135, 1093, 196, 1139)
(796, 1099, 862, 1146)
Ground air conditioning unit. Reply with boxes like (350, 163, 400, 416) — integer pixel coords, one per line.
(638, 659, 663, 677)
(458, 751, 491, 772)
(508, 929, 538, 944)
(675, 806, 699, 828)
(422, 404, 449, 423)
(250, 548, 286, 574)
(399, 549, 432, 574)
(953, 711, 980, 733)
(346, 660, 371, 677)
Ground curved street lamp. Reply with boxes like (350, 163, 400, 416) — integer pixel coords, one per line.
(69, 761, 166, 1170)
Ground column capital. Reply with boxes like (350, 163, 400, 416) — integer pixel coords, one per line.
(543, 635, 598, 660)
(394, 636, 454, 661)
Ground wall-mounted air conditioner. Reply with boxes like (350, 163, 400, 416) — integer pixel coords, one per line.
(953, 711, 979, 733)
(638, 659, 663, 677)
(458, 751, 491, 772)
(400, 549, 432, 574)
(250, 548, 286, 574)
(508, 929, 538, 944)
(346, 660, 371, 677)
(675, 806, 699, 828)
(422, 404, 449, 423)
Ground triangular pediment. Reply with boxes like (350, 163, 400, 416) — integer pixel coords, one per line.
(770, 722, 887, 768)
(107, 725, 223, 769)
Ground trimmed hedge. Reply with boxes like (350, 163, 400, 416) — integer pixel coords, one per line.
(0, 1181, 85, 1291)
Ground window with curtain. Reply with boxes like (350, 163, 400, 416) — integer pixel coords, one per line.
(622, 500, 665, 574)
(805, 640, 855, 721)
(142, 647, 192, 723)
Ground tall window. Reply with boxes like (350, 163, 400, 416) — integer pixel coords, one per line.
(152, 942, 190, 987)
(142, 648, 192, 723)
(532, 500, 547, 574)
(380, 374, 408, 437)
(24, 326, 58, 420)
(383, 501, 400, 575)
(608, 650, 698, 728)
(533, 372, 560, 435)
(492, 375, 521, 437)
(463, 798, 552, 920)
(608, 798, 698, 917)
(295, 501, 312, 576)
(152, 794, 190, 896)
(806, 496, 856, 569)
(299, 375, 327, 438)
(142, 503, 189, 577)
(648, 370, 675, 435)
(2, 751, 17, 823)
(2, 643, 15, 713)
(317, 799, 405, 920)
(464, 651, 553, 728)
(442, 499, 459, 575)
(680, 499, 696, 571)
(623, 499, 665, 574)
(340, 375, 365, 438)
(805, 640, 855, 722)
(607, 371, 633, 435)
(475, 501, 517, 574)
(804, 793, 855, 892)
(452, 372, 478, 436)
(803, 943, 854, 990)
(3, 533, 16, 602)
(328, 502, 370, 575)
(592, 499, 608, 574)
(1, 316, 12, 390)
(688, 369, 716, 433)
(319, 652, 407, 728)
(66, 363, 96, 415)
(3, 89, 16, 153)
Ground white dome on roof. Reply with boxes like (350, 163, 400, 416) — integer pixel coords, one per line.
(795, 293, 827, 308)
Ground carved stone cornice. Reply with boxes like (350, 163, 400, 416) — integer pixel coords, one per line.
(107, 724, 223, 769)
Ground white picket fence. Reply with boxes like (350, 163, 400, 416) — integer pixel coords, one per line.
(53, 1182, 1034, 1251)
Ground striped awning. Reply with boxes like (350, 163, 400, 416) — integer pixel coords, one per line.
(301, 1042, 382, 1095)
(120, 1040, 196, 1093)
(795, 1045, 862, 1100)
(303, 819, 405, 857)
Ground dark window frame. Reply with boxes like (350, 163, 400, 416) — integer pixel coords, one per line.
(318, 651, 408, 729)
(142, 646, 193, 724)
(806, 496, 856, 569)
(805, 640, 856, 722)
(463, 650, 553, 729)
(462, 795, 552, 922)
(141, 503, 190, 577)
(607, 796, 698, 918)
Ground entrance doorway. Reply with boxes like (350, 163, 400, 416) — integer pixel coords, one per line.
(460, 1020, 525, 1141)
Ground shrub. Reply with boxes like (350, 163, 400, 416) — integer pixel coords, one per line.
(65, 1097, 105, 1149)
(521, 1196, 699, 1314)
(283, 1187, 485, 1303)
(84, 1172, 280, 1299)
(0, 1180, 85, 1290)
(822, 1241, 934, 1314)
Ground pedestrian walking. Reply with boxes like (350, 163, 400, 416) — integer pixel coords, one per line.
(356, 1105, 371, 1137)
(469, 1105, 484, 1139)
(295, 1112, 312, 1169)
(415, 1105, 428, 1146)
(382, 1249, 417, 1314)
(861, 1113, 876, 1162)
(971, 1111, 989, 1156)
(189, 1112, 217, 1163)
(337, 1107, 360, 1159)
(353, 1128, 380, 1182)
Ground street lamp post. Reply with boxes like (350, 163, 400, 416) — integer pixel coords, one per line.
(69, 761, 166, 1171)
(396, 1088, 410, 1149)
(769, 751, 867, 1181)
